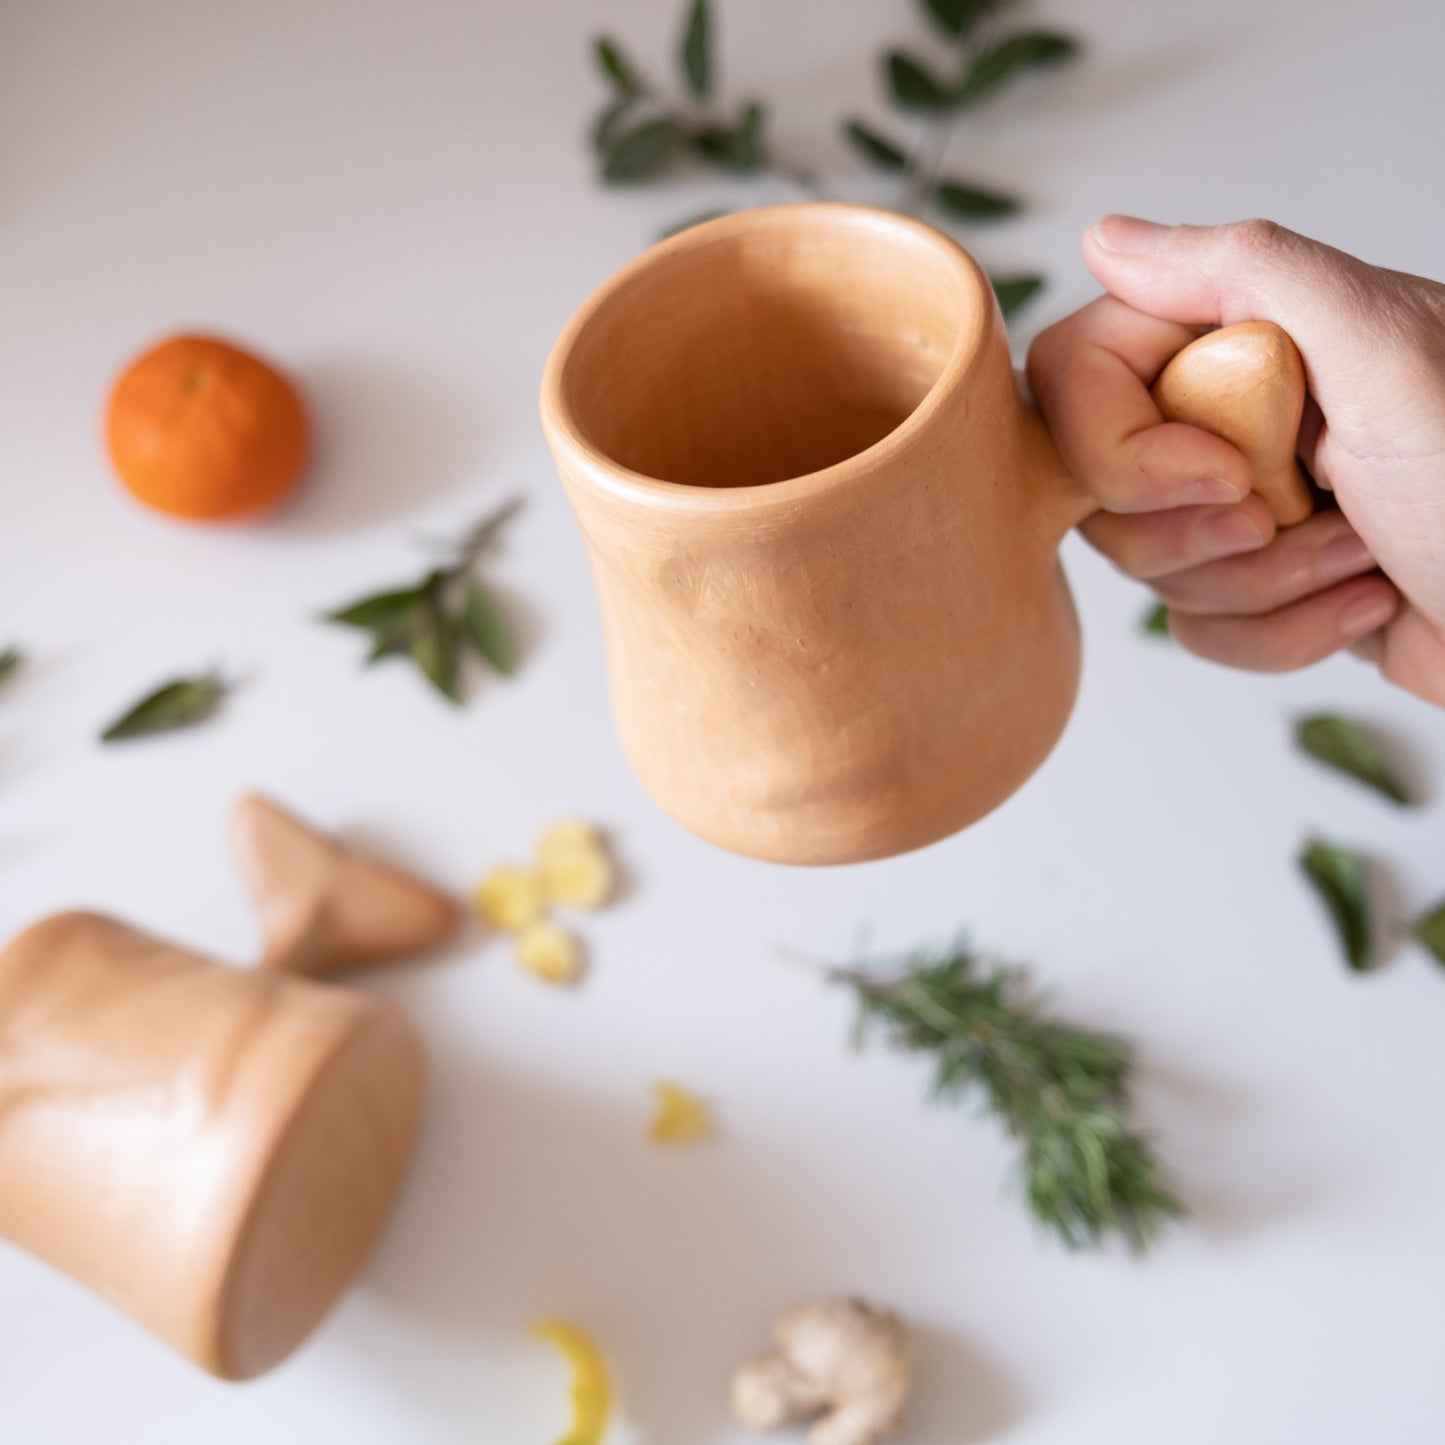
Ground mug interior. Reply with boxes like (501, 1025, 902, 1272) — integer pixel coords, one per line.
(556, 209, 978, 489)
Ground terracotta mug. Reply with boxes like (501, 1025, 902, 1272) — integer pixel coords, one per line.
(0, 911, 423, 1379)
(541, 203, 1310, 864)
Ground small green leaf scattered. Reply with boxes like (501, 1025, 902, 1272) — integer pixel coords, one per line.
(1299, 838, 1373, 972)
(886, 50, 948, 111)
(463, 580, 517, 676)
(841, 118, 909, 170)
(1295, 714, 1413, 807)
(603, 116, 684, 183)
(594, 36, 638, 92)
(322, 500, 522, 706)
(680, 0, 711, 98)
(933, 177, 1020, 219)
(0, 647, 22, 689)
(955, 30, 1079, 109)
(1413, 902, 1445, 967)
(101, 673, 227, 743)
(1142, 602, 1171, 637)
(991, 273, 1044, 317)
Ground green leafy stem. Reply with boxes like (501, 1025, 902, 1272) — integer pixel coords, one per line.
(324, 500, 522, 705)
(589, 0, 1079, 319)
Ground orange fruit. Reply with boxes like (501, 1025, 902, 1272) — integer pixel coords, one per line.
(105, 334, 309, 521)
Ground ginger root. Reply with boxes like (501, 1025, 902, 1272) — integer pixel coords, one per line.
(732, 1297, 911, 1445)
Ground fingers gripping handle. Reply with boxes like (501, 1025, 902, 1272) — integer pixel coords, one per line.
(1150, 320, 1314, 527)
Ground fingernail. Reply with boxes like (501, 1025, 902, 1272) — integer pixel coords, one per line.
(1091, 214, 1170, 255)
(1340, 592, 1395, 641)
(1317, 530, 1375, 580)
(1194, 510, 1267, 560)
(1183, 475, 1246, 505)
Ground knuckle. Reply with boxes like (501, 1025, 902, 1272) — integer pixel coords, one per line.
(1223, 217, 1291, 263)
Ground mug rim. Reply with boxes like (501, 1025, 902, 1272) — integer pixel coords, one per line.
(540, 201, 996, 513)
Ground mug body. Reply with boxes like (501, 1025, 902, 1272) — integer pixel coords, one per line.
(0, 912, 423, 1379)
(542, 203, 1080, 864)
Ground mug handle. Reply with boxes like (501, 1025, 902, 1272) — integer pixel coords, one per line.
(1025, 319, 1315, 540)
(1151, 320, 1313, 527)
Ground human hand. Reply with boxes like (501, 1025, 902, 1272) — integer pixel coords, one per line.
(1027, 216, 1445, 707)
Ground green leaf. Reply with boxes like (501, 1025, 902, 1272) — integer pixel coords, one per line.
(886, 51, 948, 111)
(591, 93, 638, 153)
(680, 0, 711, 98)
(593, 36, 638, 93)
(1141, 601, 1172, 637)
(100, 673, 227, 743)
(659, 209, 732, 239)
(325, 586, 426, 632)
(693, 101, 767, 171)
(955, 29, 1079, 109)
(842, 118, 908, 171)
(1413, 901, 1445, 966)
(920, 0, 993, 40)
(0, 647, 22, 689)
(933, 178, 1021, 220)
(407, 599, 463, 704)
(1299, 838, 1373, 972)
(991, 273, 1044, 317)
(603, 117, 683, 183)
(1294, 714, 1413, 806)
(463, 580, 516, 676)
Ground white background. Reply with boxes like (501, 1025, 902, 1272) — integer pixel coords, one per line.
(3, 0, 1444, 1441)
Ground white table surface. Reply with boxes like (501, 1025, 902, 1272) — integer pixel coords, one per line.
(3, 0, 1444, 1440)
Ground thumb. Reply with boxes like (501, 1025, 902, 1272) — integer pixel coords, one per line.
(1082, 216, 1375, 365)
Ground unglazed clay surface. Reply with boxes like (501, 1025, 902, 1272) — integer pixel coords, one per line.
(0, 912, 425, 1379)
(541, 204, 1307, 865)
(233, 793, 462, 975)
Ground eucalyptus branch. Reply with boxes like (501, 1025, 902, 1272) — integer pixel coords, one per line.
(814, 937, 1185, 1252)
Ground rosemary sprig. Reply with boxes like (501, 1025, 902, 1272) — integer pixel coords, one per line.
(823, 939, 1184, 1252)
(323, 499, 522, 705)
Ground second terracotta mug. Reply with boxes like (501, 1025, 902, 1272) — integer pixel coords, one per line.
(541, 203, 1310, 865)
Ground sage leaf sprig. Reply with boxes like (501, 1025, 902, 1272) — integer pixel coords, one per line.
(1299, 838, 1373, 972)
(844, 0, 1078, 315)
(101, 672, 228, 743)
(812, 939, 1184, 1252)
(324, 500, 521, 705)
(0, 647, 22, 689)
(590, 0, 782, 188)
(1294, 714, 1414, 807)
